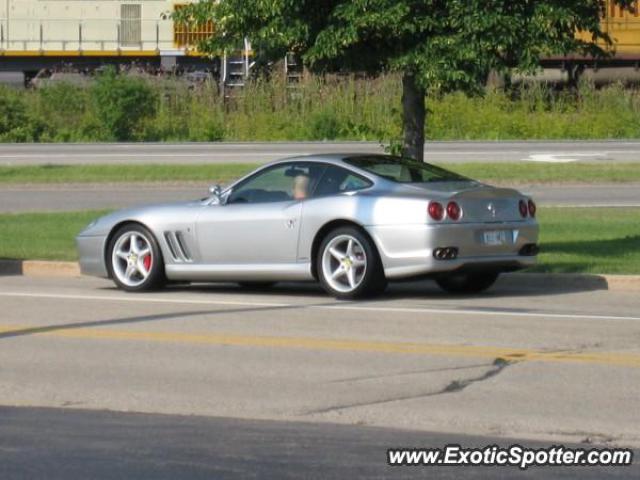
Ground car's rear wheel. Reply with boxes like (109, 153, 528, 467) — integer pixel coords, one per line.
(107, 224, 165, 292)
(435, 271, 500, 294)
(317, 227, 386, 299)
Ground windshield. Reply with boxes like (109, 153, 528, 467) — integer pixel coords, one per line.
(344, 156, 469, 183)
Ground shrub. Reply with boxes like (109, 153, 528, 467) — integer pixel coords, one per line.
(91, 69, 158, 141)
(0, 86, 46, 142)
(3, 73, 640, 143)
(308, 109, 341, 140)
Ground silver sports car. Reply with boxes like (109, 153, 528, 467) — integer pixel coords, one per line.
(76, 154, 539, 298)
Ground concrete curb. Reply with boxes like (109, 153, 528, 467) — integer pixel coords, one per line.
(496, 272, 640, 292)
(0, 260, 81, 277)
(1, 259, 639, 292)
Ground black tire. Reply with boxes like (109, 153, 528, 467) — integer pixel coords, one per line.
(435, 271, 500, 294)
(317, 226, 387, 300)
(106, 224, 165, 292)
(237, 281, 277, 289)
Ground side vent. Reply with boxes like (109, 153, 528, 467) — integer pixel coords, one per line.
(174, 231, 193, 261)
(164, 232, 179, 261)
(163, 231, 192, 262)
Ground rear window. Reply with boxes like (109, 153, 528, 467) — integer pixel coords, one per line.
(344, 156, 468, 183)
(313, 165, 372, 197)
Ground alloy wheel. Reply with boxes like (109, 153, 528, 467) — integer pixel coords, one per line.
(321, 234, 368, 293)
(111, 231, 154, 288)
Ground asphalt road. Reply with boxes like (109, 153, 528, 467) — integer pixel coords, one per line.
(0, 276, 639, 446)
(2, 182, 639, 213)
(2, 406, 637, 479)
(1, 276, 639, 477)
(1, 140, 640, 165)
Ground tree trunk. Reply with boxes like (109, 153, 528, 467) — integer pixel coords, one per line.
(401, 73, 426, 161)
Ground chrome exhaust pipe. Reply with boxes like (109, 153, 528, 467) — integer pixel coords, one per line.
(433, 247, 459, 260)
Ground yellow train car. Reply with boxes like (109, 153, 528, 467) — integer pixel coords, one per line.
(0, 0, 215, 75)
(3, 0, 640, 84)
(534, 0, 640, 84)
(601, 0, 640, 56)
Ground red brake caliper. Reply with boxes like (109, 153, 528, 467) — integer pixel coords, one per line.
(143, 254, 152, 272)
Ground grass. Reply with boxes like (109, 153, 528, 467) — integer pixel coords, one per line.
(1, 208, 639, 274)
(5, 75, 640, 142)
(0, 210, 109, 261)
(0, 164, 259, 184)
(449, 163, 640, 184)
(1, 162, 640, 185)
(533, 207, 640, 274)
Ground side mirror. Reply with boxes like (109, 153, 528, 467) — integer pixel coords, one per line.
(209, 184, 223, 205)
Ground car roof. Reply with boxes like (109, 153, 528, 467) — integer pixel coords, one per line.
(223, 153, 389, 192)
(268, 153, 389, 166)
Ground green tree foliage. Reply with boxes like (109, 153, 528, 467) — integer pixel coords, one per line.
(176, 0, 634, 160)
(91, 68, 158, 141)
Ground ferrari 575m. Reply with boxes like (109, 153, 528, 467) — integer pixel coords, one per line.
(76, 154, 539, 298)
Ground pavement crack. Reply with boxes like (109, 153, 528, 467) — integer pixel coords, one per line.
(327, 362, 495, 384)
(304, 358, 513, 416)
(439, 357, 511, 394)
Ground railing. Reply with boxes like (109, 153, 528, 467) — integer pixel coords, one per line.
(0, 18, 209, 53)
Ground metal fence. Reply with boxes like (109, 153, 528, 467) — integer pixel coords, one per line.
(0, 18, 192, 53)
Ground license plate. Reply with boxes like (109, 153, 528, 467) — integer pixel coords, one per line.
(483, 230, 509, 246)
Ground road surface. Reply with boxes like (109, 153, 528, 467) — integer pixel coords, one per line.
(0, 276, 638, 443)
(2, 406, 636, 479)
(1, 140, 640, 165)
(1, 182, 639, 212)
(1, 275, 638, 477)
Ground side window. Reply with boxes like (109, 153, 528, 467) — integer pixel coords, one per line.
(313, 165, 372, 197)
(227, 163, 326, 204)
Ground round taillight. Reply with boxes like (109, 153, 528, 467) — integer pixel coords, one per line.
(428, 202, 444, 221)
(519, 200, 528, 218)
(528, 199, 536, 217)
(446, 202, 461, 221)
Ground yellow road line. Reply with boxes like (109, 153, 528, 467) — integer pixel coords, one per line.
(1, 324, 639, 368)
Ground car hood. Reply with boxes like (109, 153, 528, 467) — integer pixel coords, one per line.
(77, 199, 206, 237)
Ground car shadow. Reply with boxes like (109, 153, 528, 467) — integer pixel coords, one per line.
(156, 274, 608, 301)
(0, 259, 24, 276)
(0, 302, 316, 341)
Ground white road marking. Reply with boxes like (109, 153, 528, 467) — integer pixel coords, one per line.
(1, 291, 639, 322)
(523, 153, 607, 163)
(0, 150, 532, 157)
(0, 291, 287, 308)
(0, 153, 299, 159)
(324, 304, 640, 321)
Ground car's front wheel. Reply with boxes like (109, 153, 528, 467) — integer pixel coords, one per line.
(435, 271, 500, 294)
(317, 227, 386, 299)
(107, 224, 165, 292)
